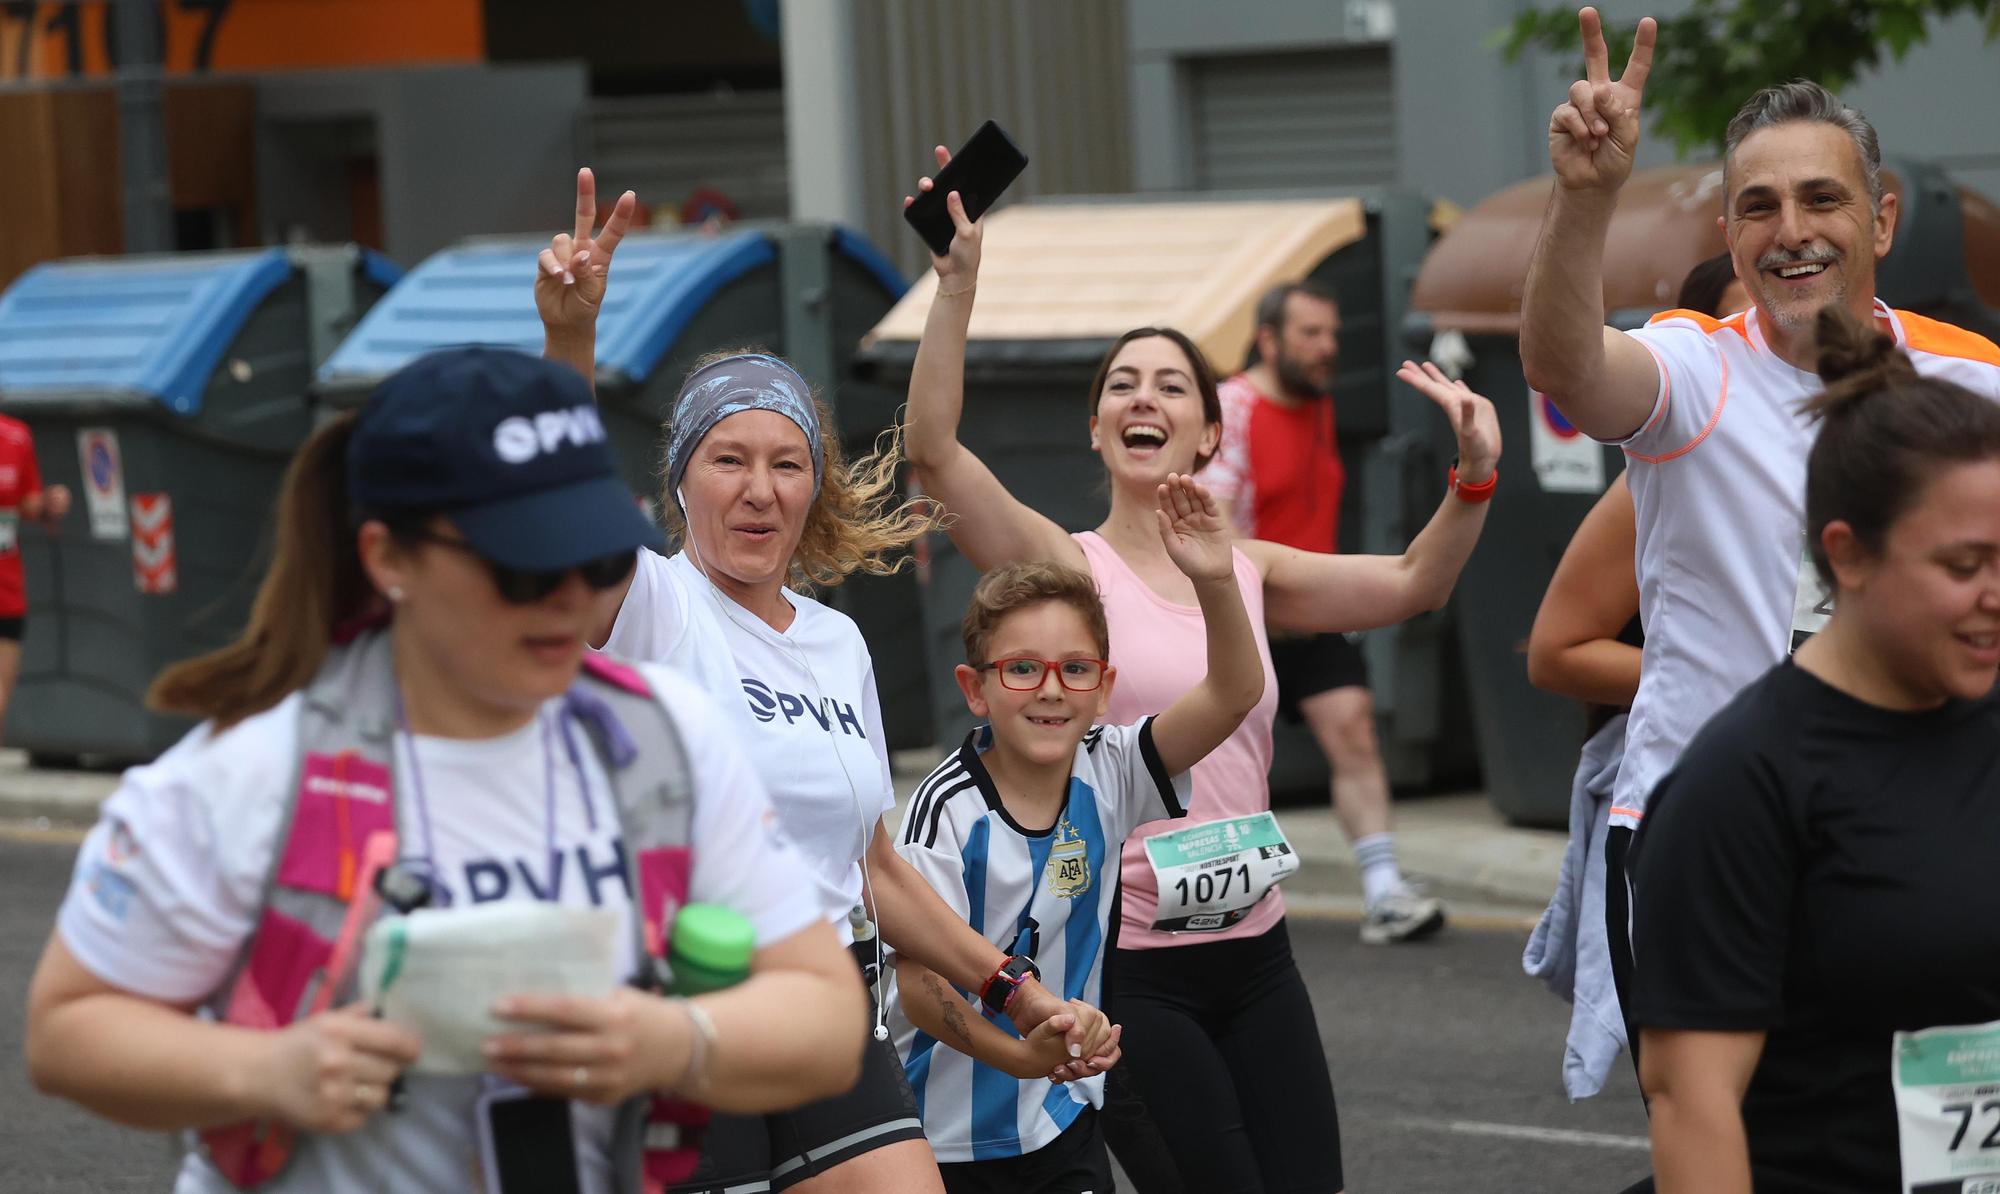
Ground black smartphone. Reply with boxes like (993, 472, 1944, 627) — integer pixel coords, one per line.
(903, 120, 1029, 257)
(481, 1093, 583, 1194)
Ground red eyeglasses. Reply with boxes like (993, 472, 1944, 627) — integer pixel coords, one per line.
(975, 657, 1109, 692)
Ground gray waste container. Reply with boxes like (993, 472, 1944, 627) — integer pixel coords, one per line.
(1406, 160, 2000, 826)
(856, 193, 1468, 794)
(0, 245, 401, 764)
(313, 224, 932, 746)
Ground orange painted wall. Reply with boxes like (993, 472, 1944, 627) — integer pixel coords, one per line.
(0, 0, 483, 82)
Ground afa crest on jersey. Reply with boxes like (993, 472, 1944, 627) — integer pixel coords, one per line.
(1047, 818, 1091, 898)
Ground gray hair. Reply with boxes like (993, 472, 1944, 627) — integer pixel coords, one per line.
(1254, 280, 1340, 334)
(1723, 80, 1883, 211)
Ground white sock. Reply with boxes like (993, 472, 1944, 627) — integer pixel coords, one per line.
(1354, 833, 1403, 906)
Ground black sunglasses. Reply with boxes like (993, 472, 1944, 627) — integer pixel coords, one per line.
(400, 529, 636, 605)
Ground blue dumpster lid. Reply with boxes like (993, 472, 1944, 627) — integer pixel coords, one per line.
(0, 247, 294, 416)
(318, 225, 907, 390)
(357, 248, 405, 293)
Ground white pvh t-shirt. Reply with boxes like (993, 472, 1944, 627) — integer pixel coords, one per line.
(602, 549, 897, 941)
(1607, 301, 2000, 830)
(56, 663, 825, 1194)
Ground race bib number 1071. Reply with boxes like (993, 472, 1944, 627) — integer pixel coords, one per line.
(1892, 1018, 2000, 1193)
(1143, 812, 1297, 933)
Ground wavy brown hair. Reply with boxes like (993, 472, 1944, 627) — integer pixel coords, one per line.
(148, 413, 388, 728)
(660, 349, 945, 590)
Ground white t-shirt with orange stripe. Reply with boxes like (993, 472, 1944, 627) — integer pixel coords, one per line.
(1607, 300, 2000, 830)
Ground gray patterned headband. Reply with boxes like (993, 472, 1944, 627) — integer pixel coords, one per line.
(665, 354, 822, 502)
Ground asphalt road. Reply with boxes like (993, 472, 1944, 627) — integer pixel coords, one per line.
(0, 830, 1651, 1193)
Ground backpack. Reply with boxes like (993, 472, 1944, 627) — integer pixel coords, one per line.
(196, 631, 705, 1191)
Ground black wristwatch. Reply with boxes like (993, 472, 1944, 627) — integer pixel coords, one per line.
(978, 955, 1041, 1017)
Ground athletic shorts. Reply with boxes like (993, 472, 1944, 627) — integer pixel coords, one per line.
(0, 616, 21, 641)
(1269, 630, 1369, 721)
(938, 1109, 1111, 1194)
(672, 990, 926, 1193)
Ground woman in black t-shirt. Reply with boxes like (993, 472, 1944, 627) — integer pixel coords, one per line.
(1629, 306, 2000, 1194)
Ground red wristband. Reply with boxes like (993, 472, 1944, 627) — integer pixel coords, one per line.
(1448, 465, 1497, 504)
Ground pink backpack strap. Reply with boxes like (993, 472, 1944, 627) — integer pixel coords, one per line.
(581, 653, 653, 697)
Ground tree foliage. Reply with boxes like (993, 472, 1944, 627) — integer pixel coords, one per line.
(1498, 1, 2000, 154)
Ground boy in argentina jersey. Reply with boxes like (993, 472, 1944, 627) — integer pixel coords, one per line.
(888, 477, 1266, 1194)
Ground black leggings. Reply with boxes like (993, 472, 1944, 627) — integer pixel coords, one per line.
(1100, 919, 1343, 1193)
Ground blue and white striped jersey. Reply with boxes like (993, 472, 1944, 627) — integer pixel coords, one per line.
(889, 717, 1189, 1163)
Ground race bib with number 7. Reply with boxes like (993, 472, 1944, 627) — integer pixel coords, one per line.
(1891, 1018, 2000, 1193)
(1143, 812, 1297, 933)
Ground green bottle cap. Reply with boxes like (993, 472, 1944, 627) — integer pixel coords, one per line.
(669, 903, 756, 979)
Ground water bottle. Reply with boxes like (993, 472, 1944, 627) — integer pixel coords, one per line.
(648, 904, 755, 1187)
(667, 904, 756, 995)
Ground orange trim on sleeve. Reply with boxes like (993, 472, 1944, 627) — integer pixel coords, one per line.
(1625, 336, 1732, 465)
(1632, 348, 1672, 438)
(1896, 310, 2000, 367)
(1646, 308, 1752, 344)
(1609, 806, 1646, 821)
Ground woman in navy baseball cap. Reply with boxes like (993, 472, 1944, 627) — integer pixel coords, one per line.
(26, 346, 866, 1194)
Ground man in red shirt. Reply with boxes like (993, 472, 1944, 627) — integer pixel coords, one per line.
(0, 413, 70, 740)
(1205, 282, 1445, 943)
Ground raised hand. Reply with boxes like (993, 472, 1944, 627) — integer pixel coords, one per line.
(1397, 361, 1502, 484)
(1155, 474, 1235, 582)
(903, 145, 982, 287)
(1547, 7, 1657, 193)
(536, 167, 638, 342)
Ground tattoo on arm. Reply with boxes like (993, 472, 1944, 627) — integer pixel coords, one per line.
(922, 972, 975, 1049)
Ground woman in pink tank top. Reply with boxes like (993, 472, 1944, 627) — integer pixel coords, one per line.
(898, 161, 1501, 1193)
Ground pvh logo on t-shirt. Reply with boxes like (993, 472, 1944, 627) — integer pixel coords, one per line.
(740, 677, 866, 738)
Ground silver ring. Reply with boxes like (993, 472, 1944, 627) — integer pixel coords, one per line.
(572, 1065, 590, 1089)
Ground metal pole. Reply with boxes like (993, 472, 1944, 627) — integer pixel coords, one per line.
(111, 0, 173, 253)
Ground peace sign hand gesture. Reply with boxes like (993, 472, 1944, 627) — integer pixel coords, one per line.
(536, 167, 637, 341)
(903, 145, 983, 286)
(1548, 7, 1657, 194)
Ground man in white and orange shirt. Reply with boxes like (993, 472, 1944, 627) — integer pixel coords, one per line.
(1521, 21, 2000, 1052)
(0, 412, 69, 741)
(1205, 281, 1446, 944)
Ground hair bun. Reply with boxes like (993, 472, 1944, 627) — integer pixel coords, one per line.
(1814, 304, 1909, 386)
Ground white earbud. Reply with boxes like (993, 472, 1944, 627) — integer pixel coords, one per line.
(386, 585, 405, 603)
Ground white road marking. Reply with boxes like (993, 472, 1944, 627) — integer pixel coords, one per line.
(1431, 1119, 1650, 1152)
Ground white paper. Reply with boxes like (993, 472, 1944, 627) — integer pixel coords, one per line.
(359, 903, 621, 1075)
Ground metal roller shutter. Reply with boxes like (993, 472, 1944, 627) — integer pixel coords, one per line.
(588, 90, 790, 222)
(1189, 46, 1397, 192)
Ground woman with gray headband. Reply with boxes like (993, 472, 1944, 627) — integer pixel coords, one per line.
(534, 170, 1117, 1194)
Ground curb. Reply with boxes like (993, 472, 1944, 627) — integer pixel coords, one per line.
(2, 756, 1567, 917)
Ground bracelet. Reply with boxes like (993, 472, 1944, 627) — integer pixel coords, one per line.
(669, 998, 719, 1094)
(976, 961, 1009, 1010)
(1449, 465, 1498, 504)
(934, 280, 975, 299)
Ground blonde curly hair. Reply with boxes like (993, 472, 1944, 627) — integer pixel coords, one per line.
(660, 350, 945, 590)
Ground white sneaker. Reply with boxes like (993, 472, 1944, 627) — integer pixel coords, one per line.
(1361, 883, 1446, 945)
